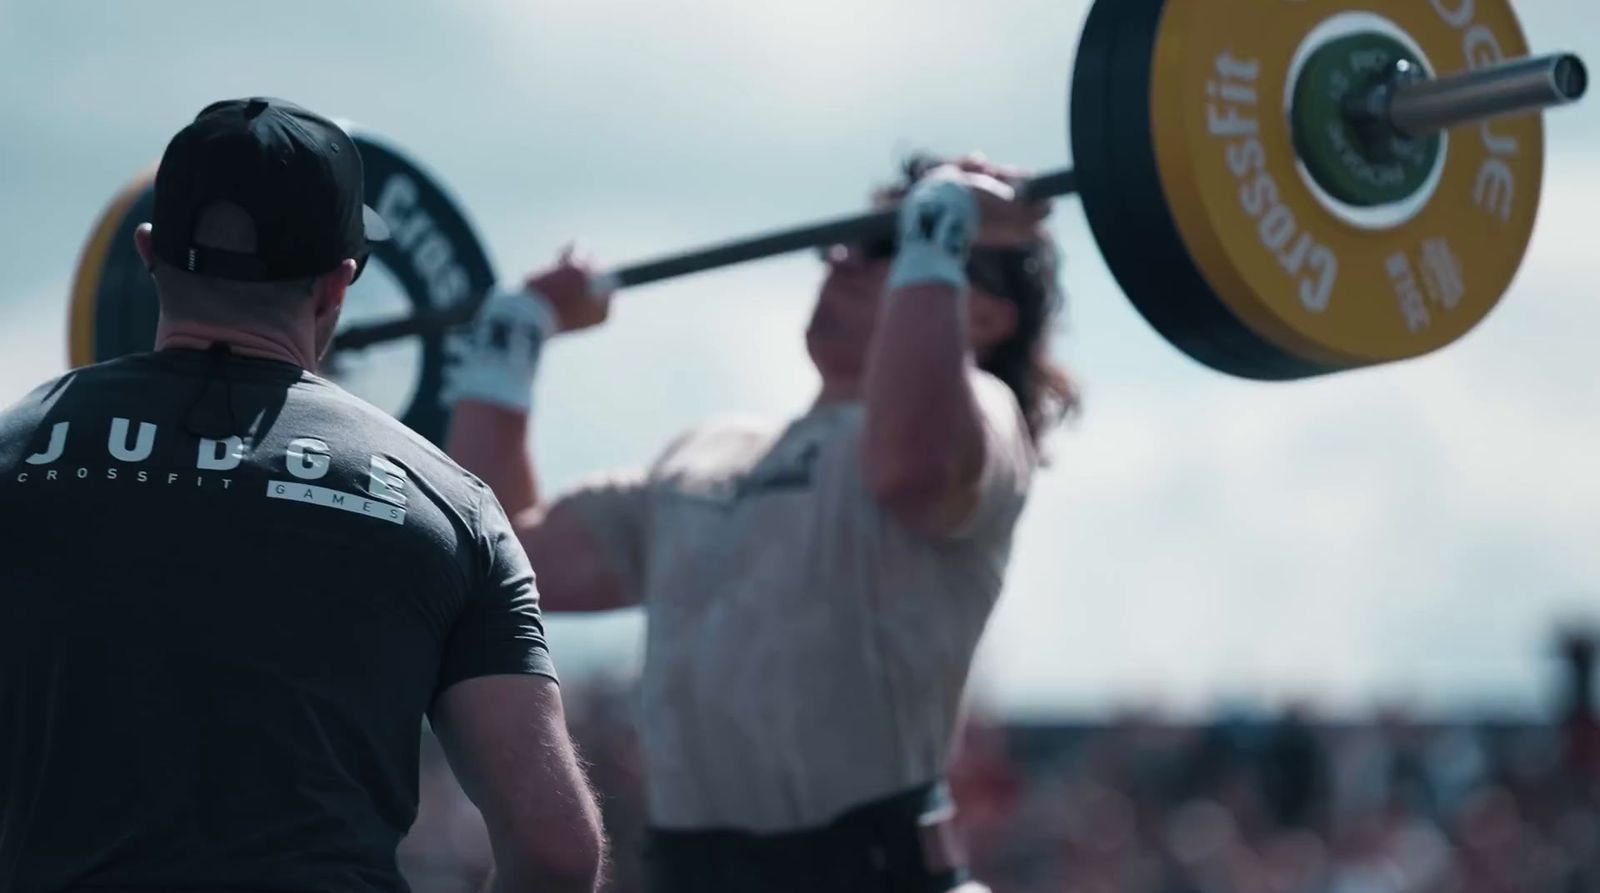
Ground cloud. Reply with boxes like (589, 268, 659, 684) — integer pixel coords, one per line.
(974, 164, 1600, 718)
(0, 282, 71, 403)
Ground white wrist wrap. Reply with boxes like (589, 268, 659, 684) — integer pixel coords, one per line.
(444, 283, 561, 413)
(886, 177, 978, 292)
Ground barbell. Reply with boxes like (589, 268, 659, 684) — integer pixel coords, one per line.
(68, 0, 1588, 444)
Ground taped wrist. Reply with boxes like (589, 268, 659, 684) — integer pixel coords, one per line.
(443, 283, 561, 413)
(887, 177, 978, 292)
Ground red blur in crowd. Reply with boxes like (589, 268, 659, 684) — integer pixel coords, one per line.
(399, 634, 1600, 893)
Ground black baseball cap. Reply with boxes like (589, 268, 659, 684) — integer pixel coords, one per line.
(151, 96, 389, 282)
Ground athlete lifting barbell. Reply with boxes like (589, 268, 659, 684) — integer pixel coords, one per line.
(32, 1, 1591, 892)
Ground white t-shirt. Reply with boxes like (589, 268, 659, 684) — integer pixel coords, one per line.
(561, 371, 1036, 832)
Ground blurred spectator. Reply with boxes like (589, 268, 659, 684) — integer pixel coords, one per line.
(396, 632, 1600, 893)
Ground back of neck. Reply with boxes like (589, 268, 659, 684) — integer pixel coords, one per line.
(155, 319, 316, 371)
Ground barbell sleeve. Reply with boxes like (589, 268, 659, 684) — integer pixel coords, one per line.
(1385, 52, 1587, 138)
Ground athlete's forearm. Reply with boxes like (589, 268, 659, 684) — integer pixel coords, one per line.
(862, 176, 988, 521)
(863, 283, 985, 503)
(440, 275, 563, 520)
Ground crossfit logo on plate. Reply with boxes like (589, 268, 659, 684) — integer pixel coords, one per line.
(1207, 52, 1339, 314)
(1431, 0, 1524, 224)
(1386, 237, 1466, 333)
(1375, 0, 1525, 336)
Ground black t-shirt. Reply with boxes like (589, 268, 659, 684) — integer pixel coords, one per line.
(0, 347, 556, 893)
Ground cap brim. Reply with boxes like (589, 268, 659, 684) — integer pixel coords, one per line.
(363, 204, 391, 242)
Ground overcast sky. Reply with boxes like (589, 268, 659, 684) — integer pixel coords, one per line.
(2, 0, 1596, 719)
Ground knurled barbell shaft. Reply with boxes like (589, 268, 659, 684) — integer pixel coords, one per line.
(1383, 52, 1587, 139)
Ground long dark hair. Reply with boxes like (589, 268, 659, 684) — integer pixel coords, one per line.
(898, 154, 1082, 447)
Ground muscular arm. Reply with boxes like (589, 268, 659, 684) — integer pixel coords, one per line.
(862, 162, 1045, 536)
(862, 282, 988, 535)
(864, 165, 1026, 536)
(432, 675, 604, 893)
(446, 400, 637, 612)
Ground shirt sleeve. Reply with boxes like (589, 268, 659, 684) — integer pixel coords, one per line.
(553, 467, 654, 601)
(945, 370, 1038, 541)
(434, 481, 559, 697)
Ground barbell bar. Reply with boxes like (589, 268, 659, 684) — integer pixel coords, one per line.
(329, 169, 1081, 352)
(332, 46, 1585, 357)
(68, 0, 1593, 446)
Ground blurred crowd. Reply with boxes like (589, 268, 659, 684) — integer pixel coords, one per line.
(398, 637, 1600, 893)
(947, 706, 1598, 893)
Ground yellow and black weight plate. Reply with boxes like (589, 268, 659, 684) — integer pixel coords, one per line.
(1148, 0, 1542, 374)
(68, 166, 159, 371)
(65, 128, 496, 446)
(1072, 0, 1329, 379)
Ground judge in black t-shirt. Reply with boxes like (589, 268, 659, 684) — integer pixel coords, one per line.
(0, 98, 603, 893)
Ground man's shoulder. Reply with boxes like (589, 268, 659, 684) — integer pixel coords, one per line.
(968, 369, 1036, 459)
(0, 357, 137, 419)
(650, 412, 786, 476)
(968, 368, 1024, 419)
(0, 374, 64, 417)
(268, 379, 494, 534)
(300, 377, 482, 484)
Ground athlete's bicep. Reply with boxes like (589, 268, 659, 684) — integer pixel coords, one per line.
(519, 469, 652, 613)
(519, 496, 641, 612)
(857, 371, 1034, 541)
(940, 372, 1036, 540)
